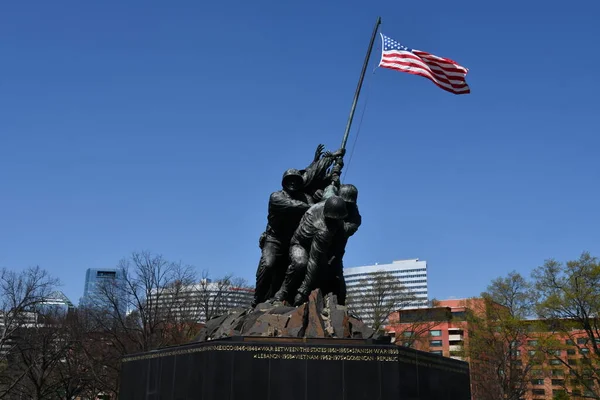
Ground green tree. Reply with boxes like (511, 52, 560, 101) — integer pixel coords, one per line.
(467, 271, 536, 400)
(533, 252, 600, 398)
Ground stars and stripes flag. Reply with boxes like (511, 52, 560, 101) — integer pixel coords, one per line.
(378, 33, 470, 95)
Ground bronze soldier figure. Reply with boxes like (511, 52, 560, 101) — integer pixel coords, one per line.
(252, 169, 313, 307)
(321, 184, 361, 305)
(273, 195, 348, 306)
(252, 144, 346, 307)
(301, 145, 345, 202)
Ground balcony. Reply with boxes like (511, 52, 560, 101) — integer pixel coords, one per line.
(448, 334, 463, 341)
(449, 345, 463, 352)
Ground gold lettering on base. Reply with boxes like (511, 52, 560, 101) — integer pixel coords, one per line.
(121, 344, 468, 375)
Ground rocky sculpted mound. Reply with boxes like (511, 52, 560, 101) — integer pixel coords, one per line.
(194, 289, 378, 342)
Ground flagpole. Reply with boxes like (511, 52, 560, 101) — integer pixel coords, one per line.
(340, 16, 382, 150)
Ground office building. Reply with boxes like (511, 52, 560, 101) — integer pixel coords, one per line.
(386, 298, 473, 359)
(80, 268, 127, 313)
(344, 259, 429, 326)
(39, 291, 75, 315)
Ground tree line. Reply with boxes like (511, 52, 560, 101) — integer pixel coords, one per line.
(3, 250, 598, 399)
(0, 251, 250, 399)
(461, 252, 600, 400)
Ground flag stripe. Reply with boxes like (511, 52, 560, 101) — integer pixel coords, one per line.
(380, 61, 470, 94)
(413, 51, 469, 73)
(380, 54, 468, 91)
(379, 33, 470, 95)
(381, 53, 468, 79)
(380, 51, 468, 93)
(391, 51, 468, 74)
(380, 57, 468, 89)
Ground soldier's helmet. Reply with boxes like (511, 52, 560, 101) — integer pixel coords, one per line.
(339, 184, 358, 204)
(323, 195, 348, 220)
(281, 169, 304, 191)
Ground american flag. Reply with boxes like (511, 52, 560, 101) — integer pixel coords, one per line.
(378, 33, 470, 95)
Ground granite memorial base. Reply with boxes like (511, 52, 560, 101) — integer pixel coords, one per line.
(119, 336, 471, 400)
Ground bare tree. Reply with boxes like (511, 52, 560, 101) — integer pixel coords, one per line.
(0, 266, 58, 387)
(196, 271, 254, 322)
(0, 267, 58, 358)
(346, 270, 417, 332)
(1, 308, 76, 400)
(63, 308, 121, 400)
(92, 251, 199, 354)
(80, 251, 253, 395)
(70, 251, 198, 396)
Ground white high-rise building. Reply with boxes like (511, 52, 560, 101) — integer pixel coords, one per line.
(344, 259, 429, 326)
(149, 280, 254, 323)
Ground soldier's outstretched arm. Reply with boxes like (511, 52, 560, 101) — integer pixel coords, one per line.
(269, 192, 310, 214)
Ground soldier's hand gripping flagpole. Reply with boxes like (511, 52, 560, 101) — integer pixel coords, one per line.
(331, 16, 382, 185)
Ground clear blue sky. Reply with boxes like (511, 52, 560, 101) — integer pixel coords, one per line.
(1, 0, 598, 305)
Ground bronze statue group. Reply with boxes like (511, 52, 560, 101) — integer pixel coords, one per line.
(252, 144, 361, 308)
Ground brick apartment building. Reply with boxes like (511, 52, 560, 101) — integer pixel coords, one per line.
(385, 299, 474, 360)
(385, 298, 599, 400)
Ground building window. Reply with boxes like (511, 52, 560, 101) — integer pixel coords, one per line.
(567, 349, 576, 355)
(551, 379, 564, 386)
(531, 389, 545, 396)
(551, 369, 563, 376)
(528, 350, 537, 356)
(451, 311, 466, 320)
(530, 379, 544, 385)
(429, 350, 442, 355)
(402, 331, 413, 337)
(527, 340, 538, 346)
(549, 359, 562, 365)
(97, 271, 116, 278)
(430, 330, 442, 337)
(580, 348, 590, 355)
(565, 339, 575, 345)
(577, 338, 588, 345)
(429, 340, 442, 347)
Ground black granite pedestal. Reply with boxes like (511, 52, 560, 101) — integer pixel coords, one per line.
(119, 337, 471, 400)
